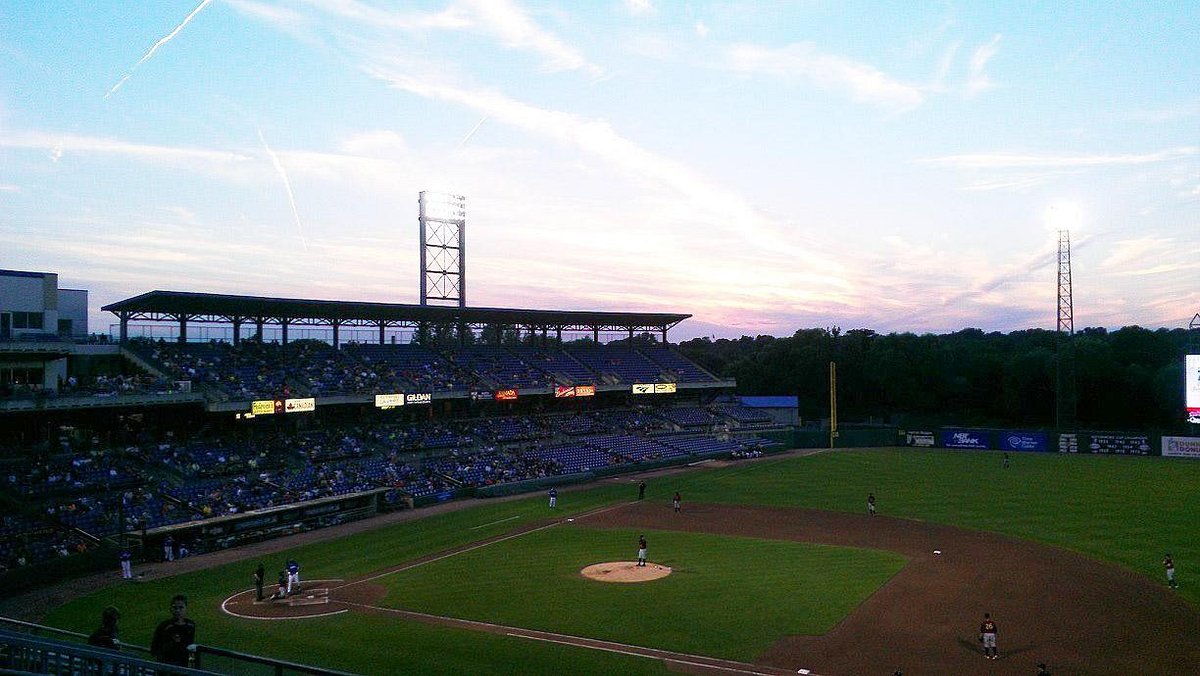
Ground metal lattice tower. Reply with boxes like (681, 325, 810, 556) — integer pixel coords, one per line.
(418, 191, 466, 307)
(1055, 230, 1077, 430)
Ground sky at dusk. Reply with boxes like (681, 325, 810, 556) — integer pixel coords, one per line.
(1, 1, 1197, 340)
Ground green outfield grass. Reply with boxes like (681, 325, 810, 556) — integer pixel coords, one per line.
(44, 448, 1200, 674)
(376, 526, 904, 660)
(665, 448, 1200, 604)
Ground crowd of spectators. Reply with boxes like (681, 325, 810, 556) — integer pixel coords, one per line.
(0, 404, 778, 571)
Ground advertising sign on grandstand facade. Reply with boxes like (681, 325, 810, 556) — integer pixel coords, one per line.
(1162, 436, 1200, 458)
(251, 400, 275, 415)
(999, 431, 1049, 452)
(554, 385, 595, 398)
(1186, 355, 1200, 423)
(284, 398, 315, 413)
(1058, 433, 1080, 453)
(495, 389, 518, 401)
(632, 383, 677, 395)
(374, 394, 405, 409)
(470, 391, 493, 401)
(405, 393, 432, 405)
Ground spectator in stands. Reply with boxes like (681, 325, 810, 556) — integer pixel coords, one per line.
(150, 594, 195, 667)
(87, 606, 121, 650)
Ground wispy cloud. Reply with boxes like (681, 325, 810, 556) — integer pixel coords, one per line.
(960, 172, 1073, 192)
(0, 130, 254, 165)
(920, 147, 1199, 169)
(223, 0, 306, 27)
(257, 128, 309, 251)
(0, 184, 21, 193)
(364, 65, 837, 271)
(105, 0, 215, 98)
(725, 43, 924, 111)
(305, 0, 602, 77)
(966, 34, 1001, 96)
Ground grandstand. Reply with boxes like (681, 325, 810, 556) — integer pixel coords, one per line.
(2, 285, 793, 586)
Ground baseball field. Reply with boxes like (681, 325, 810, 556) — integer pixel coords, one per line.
(39, 448, 1200, 675)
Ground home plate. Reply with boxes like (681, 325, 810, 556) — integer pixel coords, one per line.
(287, 588, 330, 606)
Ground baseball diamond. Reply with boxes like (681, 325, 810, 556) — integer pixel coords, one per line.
(15, 448, 1200, 675)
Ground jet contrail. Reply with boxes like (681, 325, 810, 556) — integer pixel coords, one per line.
(257, 128, 309, 251)
(456, 115, 489, 149)
(105, 0, 214, 99)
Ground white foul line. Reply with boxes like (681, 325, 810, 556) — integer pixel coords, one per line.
(335, 501, 633, 590)
(470, 515, 520, 529)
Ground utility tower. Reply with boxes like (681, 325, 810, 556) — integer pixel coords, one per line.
(1055, 230, 1077, 430)
(418, 191, 467, 307)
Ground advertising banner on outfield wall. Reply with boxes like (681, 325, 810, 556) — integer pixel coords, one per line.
(1186, 355, 1199, 422)
(1087, 433, 1151, 455)
(1162, 436, 1200, 458)
(905, 431, 935, 447)
(941, 429, 990, 449)
(1000, 431, 1049, 452)
(1058, 433, 1080, 453)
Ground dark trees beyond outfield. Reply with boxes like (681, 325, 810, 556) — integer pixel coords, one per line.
(677, 326, 1191, 429)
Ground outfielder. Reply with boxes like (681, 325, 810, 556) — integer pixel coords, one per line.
(548, 488, 557, 508)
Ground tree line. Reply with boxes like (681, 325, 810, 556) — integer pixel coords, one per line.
(673, 326, 1196, 430)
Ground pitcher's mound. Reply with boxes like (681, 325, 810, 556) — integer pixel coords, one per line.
(580, 561, 672, 582)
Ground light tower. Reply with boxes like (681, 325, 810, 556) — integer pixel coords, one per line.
(1055, 230, 1077, 430)
(418, 191, 466, 307)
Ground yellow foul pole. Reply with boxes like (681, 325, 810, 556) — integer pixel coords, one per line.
(829, 361, 838, 448)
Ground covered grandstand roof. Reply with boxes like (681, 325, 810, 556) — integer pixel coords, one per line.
(102, 290, 690, 331)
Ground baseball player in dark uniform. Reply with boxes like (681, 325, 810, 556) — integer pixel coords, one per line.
(867, 493, 876, 516)
(1163, 553, 1177, 588)
(979, 612, 998, 659)
(672, 491, 681, 513)
(254, 563, 265, 601)
(637, 535, 648, 567)
(548, 488, 557, 508)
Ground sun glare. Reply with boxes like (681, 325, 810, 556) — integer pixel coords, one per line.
(1043, 201, 1085, 233)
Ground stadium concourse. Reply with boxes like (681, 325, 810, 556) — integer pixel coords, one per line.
(1, 289, 783, 580)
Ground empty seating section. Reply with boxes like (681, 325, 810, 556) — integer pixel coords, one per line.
(452, 346, 554, 389)
(641, 346, 717, 382)
(567, 346, 666, 384)
(347, 344, 472, 392)
(717, 404, 774, 425)
(530, 441, 615, 474)
(524, 347, 594, 385)
(584, 434, 685, 462)
(658, 406, 719, 428)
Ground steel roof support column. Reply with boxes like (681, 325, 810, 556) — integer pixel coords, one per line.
(254, 318, 264, 342)
(232, 317, 243, 346)
(332, 320, 341, 351)
(378, 321, 386, 345)
(177, 315, 188, 344)
(118, 313, 130, 343)
(281, 319, 289, 346)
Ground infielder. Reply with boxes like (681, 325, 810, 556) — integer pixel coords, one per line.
(1163, 553, 1177, 588)
(548, 488, 557, 508)
(979, 612, 998, 660)
(867, 493, 876, 516)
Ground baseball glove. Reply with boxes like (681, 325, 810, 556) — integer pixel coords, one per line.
(978, 635, 984, 644)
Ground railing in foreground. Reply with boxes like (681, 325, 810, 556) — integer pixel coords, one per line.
(0, 618, 358, 676)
